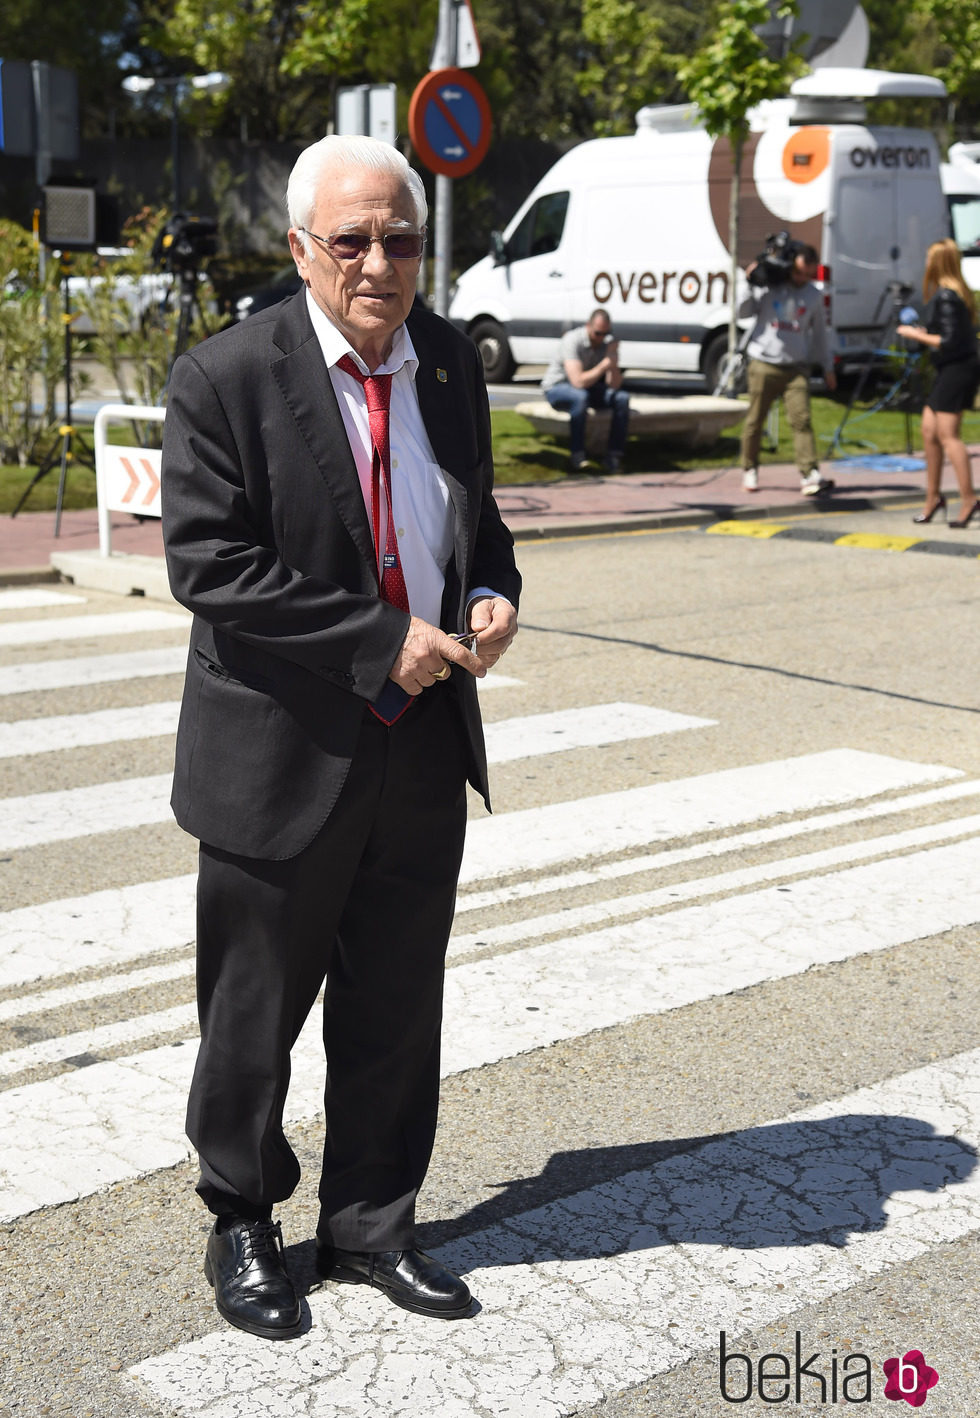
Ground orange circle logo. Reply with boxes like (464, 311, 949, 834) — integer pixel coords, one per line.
(782, 127, 831, 185)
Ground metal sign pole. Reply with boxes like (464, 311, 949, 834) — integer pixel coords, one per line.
(415, 0, 486, 314)
(432, 0, 457, 317)
(31, 62, 55, 423)
(434, 173, 452, 317)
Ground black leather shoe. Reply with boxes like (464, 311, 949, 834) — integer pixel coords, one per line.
(204, 1217, 302, 1339)
(315, 1242, 472, 1319)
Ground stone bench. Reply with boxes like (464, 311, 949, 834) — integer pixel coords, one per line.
(513, 393, 748, 452)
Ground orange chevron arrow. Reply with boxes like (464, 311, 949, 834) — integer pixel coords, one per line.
(118, 457, 141, 504)
(138, 458, 160, 506)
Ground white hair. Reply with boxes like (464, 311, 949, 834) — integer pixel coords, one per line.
(286, 135, 427, 255)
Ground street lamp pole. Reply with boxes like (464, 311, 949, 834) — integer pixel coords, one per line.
(122, 71, 228, 212)
(171, 83, 182, 210)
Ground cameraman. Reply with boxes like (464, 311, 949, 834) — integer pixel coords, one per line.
(738, 242, 837, 495)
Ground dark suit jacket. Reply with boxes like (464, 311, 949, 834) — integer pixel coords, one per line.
(161, 292, 521, 860)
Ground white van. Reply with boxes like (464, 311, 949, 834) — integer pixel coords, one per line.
(941, 142, 980, 293)
(450, 68, 950, 384)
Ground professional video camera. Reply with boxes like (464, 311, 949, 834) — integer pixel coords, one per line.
(748, 230, 804, 287)
(152, 213, 219, 275)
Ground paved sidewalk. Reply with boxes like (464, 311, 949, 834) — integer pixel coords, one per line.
(0, 450, 956, 586)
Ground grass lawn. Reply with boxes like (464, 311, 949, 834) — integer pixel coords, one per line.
(488, 396, 980, 484)
(0, 445, 99, 516)
(5, 396, 980, 512)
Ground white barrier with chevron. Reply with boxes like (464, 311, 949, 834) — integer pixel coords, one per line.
(94, 402, 166, 556)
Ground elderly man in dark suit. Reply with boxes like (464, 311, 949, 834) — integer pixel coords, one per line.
(161, 134, 520, 1339)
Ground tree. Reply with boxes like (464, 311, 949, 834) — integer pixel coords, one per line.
(139, 0, 440, 141)
(919, 0, 980, 128)
(575, 0, 679, 137)
(678, 0, 807, 372)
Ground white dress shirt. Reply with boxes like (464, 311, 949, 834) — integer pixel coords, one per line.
(306, 291, 454, 628)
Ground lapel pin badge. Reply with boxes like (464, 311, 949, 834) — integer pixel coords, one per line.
(436, 368, 448, 383)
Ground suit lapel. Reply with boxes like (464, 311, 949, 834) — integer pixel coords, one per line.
(269, 293, 377, 575)
(410, 317, 473, 571)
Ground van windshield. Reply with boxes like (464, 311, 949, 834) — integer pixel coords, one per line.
(948, 194, 980, 257)
(506, 192, 569, 262)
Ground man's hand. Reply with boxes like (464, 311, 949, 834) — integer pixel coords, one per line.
(824, 368, 838, 393)
(466, 596, 518, 669)
(389, 617, 485, 694)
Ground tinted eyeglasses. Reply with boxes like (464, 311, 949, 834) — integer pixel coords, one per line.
(301, 228, 426, 261)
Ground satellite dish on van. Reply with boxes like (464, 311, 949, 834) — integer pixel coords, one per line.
(808, 4, 869, 69)
(756, 1, 868, 67)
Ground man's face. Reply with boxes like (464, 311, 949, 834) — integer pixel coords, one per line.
(288, 166, 422, 366)
(792, 256, 818, 286)
(587, 317, 611, 346)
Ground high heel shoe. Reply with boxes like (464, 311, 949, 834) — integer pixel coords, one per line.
(949, 500, 980, 529)
(913, 494, 946, 524)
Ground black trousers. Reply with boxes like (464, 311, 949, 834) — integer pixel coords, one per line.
(185, 686, 468, 1251)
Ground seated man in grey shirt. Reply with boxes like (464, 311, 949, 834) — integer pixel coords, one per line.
(541, 309, 630, 471)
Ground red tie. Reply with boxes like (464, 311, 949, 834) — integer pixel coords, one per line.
(337, 355, 410, 613)
(338, 354, 413, 725)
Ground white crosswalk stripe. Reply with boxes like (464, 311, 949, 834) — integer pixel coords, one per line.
(0, 957, 195, 1024)
(0, 874, 198, 991)
(0, 645, 189, 695)
(0, 699, 696, 761)
(1, 774, 175, 851)
(0, 608, 189, 646)
(448, 810, 980, 958)
(0, 588, 87, 608)
(454, 776, 980, 913)
(0, 1000, 198, 1077)
(480, 701, 714, 760)
(5, 744, 952, 858)
(0, 700, 182, 757)
(2, 595, 977, 1418)
(0, 649, 517, 697)
(129, 1048, 980, 1417)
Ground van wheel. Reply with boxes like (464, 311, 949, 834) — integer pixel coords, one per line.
(471, 320, 516, 383)
(701, 332, 730, 393)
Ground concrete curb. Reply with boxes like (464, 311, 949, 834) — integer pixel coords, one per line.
(0, 489, 935, 591)
(506, 489, 923, 542)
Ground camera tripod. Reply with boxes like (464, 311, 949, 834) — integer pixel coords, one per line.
(713, 331, 749, 399)
(11, 255, 94, 533)
(165, 264, 212, 390)
(825, 281, 926, 460)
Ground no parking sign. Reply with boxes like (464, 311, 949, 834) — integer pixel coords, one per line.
(408, 68, 491, 178)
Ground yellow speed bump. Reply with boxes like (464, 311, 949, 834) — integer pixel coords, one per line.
(707, 520, 790, 539)
(835, 532, 923, 553)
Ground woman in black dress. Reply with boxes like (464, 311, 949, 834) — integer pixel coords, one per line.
(897, 238, 980, 528)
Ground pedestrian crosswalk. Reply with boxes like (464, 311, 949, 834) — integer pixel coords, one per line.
(131, 1050, 980, 1417)
(1, 586, 977, 1418)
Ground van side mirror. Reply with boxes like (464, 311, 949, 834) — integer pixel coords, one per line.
(489, 231, 508, 266)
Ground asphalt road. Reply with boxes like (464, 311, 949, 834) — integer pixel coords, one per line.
(1, 517, 979, 1416)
